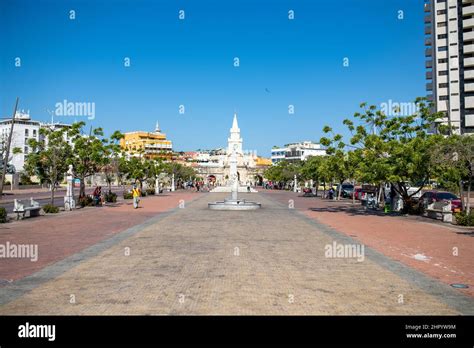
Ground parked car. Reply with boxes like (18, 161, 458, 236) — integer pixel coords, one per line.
(418, 191, 462, 212)
(336, 183, 355, 198)
(354, 187, 363, 200)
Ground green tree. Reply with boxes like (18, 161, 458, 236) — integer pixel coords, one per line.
(263, 161, 301, 188)
(25, 127, 72, 205)
(102, 131, 124, 194)
(431, 134, 474, 213)
(321, 98, 444, 211)
(68, 122, 108, 198)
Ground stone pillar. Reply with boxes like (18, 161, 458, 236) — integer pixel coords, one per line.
(11, 173, 20, 190)
(294, 174, 298, 193)
(155, 177, 159, 195)
(171, 173, 175, 192)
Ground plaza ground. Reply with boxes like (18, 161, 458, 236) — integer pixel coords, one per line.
(0, 191, 473, 315)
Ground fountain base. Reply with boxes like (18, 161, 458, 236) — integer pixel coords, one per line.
(208, 198, 261, 211)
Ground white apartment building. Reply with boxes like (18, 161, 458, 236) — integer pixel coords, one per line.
(271, 141, 326, 164)
(0, 111, 72, 172)
(425, 0, 474, 133)
(0, 111, 40, 172)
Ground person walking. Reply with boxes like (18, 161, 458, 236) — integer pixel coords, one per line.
(132, 184, 141, 209)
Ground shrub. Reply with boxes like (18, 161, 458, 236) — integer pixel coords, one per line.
(123, 192, 133, 199)
(78, 195, 94, 207)
(43, 204, 59, 214)
(455, 211, 474, 226)
(146, 188, 155, 195)
(105, 192, 117, 203)
(19, 173, 34, 185)
(0, 207, 7, 223)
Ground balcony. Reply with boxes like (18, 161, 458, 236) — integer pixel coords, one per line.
(426, 71, 433, 80)
(465, 69, 474, 79)
(425, 48, 432, 57)
(424, 3, 430, 13)
(426, 60, 433, 68)
(464, 57, 474, 67)
(465, 96, 474, 108)
(424, 15, 431, 24)
(463, 4, 474, 16)
(425, 26, 432, 35)
(465, 83, 474, 92)
(464, 30, 474, 41)
(426, 82, 433, 91)
(464, 17, 474, 29)
(465, 44, 474, 54)
(425, 37, 432, 46)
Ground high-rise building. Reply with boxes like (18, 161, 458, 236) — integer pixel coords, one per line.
(425, 0, 474, 134)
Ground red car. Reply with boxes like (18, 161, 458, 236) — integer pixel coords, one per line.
(419, 191, 462, 212)
(353, 188, 363, 200)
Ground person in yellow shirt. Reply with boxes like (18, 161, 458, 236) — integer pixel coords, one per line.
(132, 184, 141, 209)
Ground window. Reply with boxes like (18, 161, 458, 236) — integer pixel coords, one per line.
(440, 96, 449, 100)
(436, 192, 458, 200)
(439, 83, 449, 88)
(25, 129, 29, 136)
(437, 34, 447, 39)
(33, 129, 37, 137)
(437, 22, 447, 28)
(439, 71, 448, 75)
(24, 146, 28, 154)
(438, 46, 448, 52)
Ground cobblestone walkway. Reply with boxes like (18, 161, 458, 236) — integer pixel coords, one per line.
(1, 193, 472, 315)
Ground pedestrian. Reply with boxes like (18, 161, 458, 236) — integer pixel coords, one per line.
(132, 184, 141, 209)
(92, 186, 101, 206)
(328, 187, 335, 200)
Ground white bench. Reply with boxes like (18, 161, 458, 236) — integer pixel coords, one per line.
(425, 201, 452, 223)
(13, 198, 41, 220)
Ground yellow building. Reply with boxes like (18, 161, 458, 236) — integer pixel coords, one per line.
(256, 156, 272, 167)
(121, 122, 173, 159)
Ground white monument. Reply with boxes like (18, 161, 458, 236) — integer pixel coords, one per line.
(64, 164, 76, 210)
(208, 121, 261, 210)
(210, 113, 259, 192)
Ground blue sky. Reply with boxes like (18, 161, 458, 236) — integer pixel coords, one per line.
(1, 0, 426, 156)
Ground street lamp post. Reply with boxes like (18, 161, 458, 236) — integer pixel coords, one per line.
(0, 97, 19, 200)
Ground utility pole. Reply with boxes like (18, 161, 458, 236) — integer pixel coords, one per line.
(0, 97, 19, 199)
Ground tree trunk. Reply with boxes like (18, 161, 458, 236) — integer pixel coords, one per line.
(467, 176, 472, 215)
(79, 178, 86, 198)
(338, 181, 342, 201)
(352, 180, 356, 204)
(460, 178, 465, 212)
(50, 181, 55, 206)
(323, 182, 326, 199)
(378, 184, 383, 205)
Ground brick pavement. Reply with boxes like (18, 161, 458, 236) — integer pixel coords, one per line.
(0, 192, 198, 282)
(261, 190, 474, 297)
(0, 192, 472, 315)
